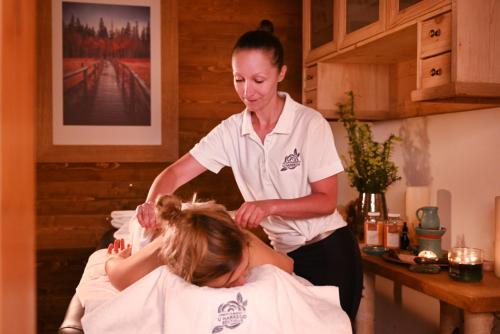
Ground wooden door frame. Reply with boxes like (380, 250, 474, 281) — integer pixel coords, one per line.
(0, 0, 36, 333)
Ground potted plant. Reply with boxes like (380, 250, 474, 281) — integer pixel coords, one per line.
(337, 92, 401, 240)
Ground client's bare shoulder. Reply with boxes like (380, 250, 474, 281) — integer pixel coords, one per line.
(244, 230, 294, 274)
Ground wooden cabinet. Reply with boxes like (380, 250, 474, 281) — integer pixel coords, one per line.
(303, 0, 338, 63)
(412, 2, 500, 102)
(388, 0, 450, 27)
(302, 0, 500, 120)
(339, 0, 386, 48)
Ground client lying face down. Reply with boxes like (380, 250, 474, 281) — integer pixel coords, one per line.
(105, 195, 293, 290)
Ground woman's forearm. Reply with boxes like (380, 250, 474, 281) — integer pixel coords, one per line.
(268, 192, 337, 219)
(105, 238, 163, 291)
(269, 174, 338, 219)
(145, 153, 207, 203)
(236, 175, 339, 228)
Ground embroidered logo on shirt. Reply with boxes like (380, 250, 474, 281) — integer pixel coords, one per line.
(212, 293, 248, 333)
(281, 148, 301, 171)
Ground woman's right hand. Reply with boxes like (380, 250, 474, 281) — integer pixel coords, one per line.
(136, 201, 157, 228)
(107, 238, 132, 258)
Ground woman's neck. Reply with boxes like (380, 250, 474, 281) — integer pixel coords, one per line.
(251, 94, 285, 139)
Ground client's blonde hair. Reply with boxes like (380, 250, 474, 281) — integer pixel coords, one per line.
(155, 194, 248, 286)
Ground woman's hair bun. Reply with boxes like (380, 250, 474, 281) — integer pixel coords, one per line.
(258, 19, 274, 34)
(155, 194, 182, 223)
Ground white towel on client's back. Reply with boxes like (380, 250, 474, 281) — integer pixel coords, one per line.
(81, 264, 351, 334)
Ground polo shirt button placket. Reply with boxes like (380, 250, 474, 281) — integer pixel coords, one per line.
(262, 137, 273, 185)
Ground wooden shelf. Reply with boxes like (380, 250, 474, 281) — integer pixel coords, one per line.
(411, 82, 500, 103)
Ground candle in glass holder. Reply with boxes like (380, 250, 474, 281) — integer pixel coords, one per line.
(448, 247, 483, 282)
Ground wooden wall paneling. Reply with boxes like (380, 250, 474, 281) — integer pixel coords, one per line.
(1, 0, 37, 333)
(37, 215, 111, 249)
(178, 0, 302, 122)
(37, 0, 179, 162)
(36, 162, 165, 250)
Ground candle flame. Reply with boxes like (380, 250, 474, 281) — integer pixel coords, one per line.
(418, 250, 438, 259)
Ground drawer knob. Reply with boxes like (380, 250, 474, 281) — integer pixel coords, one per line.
(306, 99, 313, 104)
(306, 75, 314, 80)
(429, 29, 441, 38)
(430, 68, 442, 76)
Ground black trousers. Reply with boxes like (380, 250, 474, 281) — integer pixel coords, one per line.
(288, 226, 363, 325)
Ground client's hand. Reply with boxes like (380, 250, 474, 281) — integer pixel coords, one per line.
(136, 201, 157, 228)
(107, 238, 131, 259)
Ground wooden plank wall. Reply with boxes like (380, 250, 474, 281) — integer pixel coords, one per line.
(36, 0, 301, 333)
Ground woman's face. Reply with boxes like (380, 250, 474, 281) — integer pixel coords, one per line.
(205, 246, 250, 288)
(231, 49, 286, 113)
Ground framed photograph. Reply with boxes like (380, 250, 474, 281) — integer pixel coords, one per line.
(38, 0, 178, 162)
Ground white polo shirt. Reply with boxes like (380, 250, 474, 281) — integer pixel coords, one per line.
(190, 92, 347, 253)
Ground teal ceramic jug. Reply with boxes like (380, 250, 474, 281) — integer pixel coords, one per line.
(416, 206, 440, 230)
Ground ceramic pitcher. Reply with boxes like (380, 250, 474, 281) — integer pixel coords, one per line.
(416, 206, 440, 230)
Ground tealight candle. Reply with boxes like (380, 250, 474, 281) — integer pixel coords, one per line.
(448, 247, 483, 282)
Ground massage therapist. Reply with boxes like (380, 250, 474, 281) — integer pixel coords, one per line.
(136, 19, 363, 324)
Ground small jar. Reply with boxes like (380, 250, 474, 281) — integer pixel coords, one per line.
(384, 213, 401, 249)
(448, 247, 483, 282)
(364, 212, 383, 246)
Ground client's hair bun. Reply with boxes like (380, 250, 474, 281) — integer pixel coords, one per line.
(258, 19, 274, 34)
(155, 194, 182, 222)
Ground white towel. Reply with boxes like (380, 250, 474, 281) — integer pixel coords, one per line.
(81, 264, 351, 334)
(110, 210, 136, 229)
(75, 249, 119, 310)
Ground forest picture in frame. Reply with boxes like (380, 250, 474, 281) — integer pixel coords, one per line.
(38, 0, 178, 162)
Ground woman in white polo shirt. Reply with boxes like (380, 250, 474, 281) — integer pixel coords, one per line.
(137, 20, 362, 325)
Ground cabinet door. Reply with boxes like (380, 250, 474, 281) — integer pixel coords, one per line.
(339, 0, 386, 48)
(303, 0, 337, 63)
(388, 0, 451, 28)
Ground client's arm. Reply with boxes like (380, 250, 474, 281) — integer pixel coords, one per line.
(246, 231, 294, 274)
(105, 237, 162, 291)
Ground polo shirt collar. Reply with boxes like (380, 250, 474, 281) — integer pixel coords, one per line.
(241, 92, 298, 136)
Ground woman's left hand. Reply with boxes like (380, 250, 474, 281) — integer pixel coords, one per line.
(235, 200, 274, 229)
(107, 238, 132, 259)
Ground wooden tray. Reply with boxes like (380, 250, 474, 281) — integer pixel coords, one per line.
(382, 252, 416, 265)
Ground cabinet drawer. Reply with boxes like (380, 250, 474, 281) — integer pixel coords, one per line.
(420, 11, 451, 58)
(304, 65, 318, 91)
(304, 90, 317, 109)
(421, 52, 451, 89)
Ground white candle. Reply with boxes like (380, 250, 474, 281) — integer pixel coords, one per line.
(495, 196, 500, 278)
(405, 186, 431, 245)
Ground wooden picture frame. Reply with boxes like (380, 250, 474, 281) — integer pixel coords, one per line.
(38, 0, 178, 162)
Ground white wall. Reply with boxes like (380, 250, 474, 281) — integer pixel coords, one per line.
(331, 106, 500, 333)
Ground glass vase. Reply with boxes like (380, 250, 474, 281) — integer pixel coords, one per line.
(354, 192, 388, 242)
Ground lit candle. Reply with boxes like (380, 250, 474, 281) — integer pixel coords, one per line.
(448, 247, 483, 282)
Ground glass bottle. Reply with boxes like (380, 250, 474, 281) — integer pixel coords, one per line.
(384, 213, 401, 249)
(364, 212, 383, 246)
(400, 222, 410, 250)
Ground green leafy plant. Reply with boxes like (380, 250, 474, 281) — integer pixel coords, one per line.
(337, 92, 401, 193)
